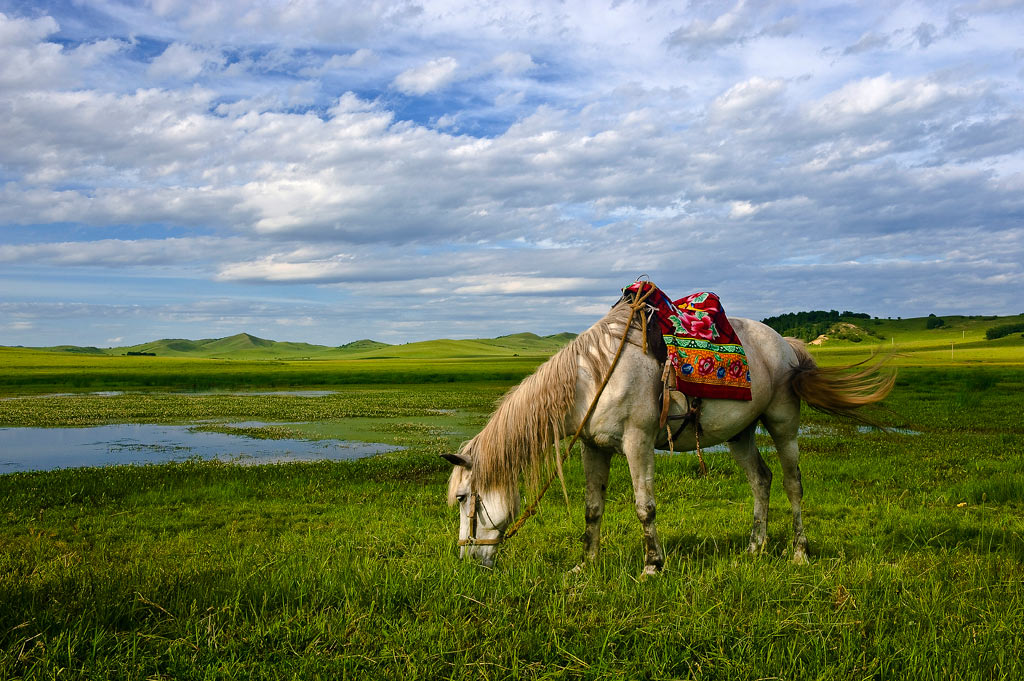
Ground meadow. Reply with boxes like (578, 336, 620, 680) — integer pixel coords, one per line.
(0, 323, 1022, 679)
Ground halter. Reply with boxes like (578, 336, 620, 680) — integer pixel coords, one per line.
(457, 491, 503, 547)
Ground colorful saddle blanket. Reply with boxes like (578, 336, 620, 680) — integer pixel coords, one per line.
(624, 281, 752, 401)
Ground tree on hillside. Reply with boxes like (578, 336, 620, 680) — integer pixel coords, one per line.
(760, 309, 874, 341)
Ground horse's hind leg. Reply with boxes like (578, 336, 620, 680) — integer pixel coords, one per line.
(728, 424, 772, 555)
(761, 405, 810, 564)
(580, 443, 613, 565)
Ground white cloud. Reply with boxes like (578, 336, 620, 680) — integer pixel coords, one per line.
(450, 275, 598, 296)
(392, 56, 458, 95)
(0, 12, 58, 46)
(709, 76, 786, 120)
(664, 0, 796, 59)
(729, 200, 758, 218)
(0, 12, 127, 91)
(492, 51, 535, 75)
(148, 42, 225, 80)
(0, 237, 258, 270)
(806, 73, 966, 127)
(216, 255, 354, 282)
(338, 48, 377, 68)
(303, 48, 379, 76)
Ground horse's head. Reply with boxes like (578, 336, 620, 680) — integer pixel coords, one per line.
(442, 452, 516, 568)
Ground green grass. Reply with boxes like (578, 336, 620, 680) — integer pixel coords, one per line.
(0, 346, 549, 395)
(1, 340, 1023, 678)
(805, 313, 1024, 368)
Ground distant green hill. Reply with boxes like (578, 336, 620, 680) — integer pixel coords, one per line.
(337, 339, 390, 353)
(770, 312, 1024, 367)
(29, 330, 580, 360)
(762, 312, 1024, 348)
(335, 332, 579, 360)
(22, 312, 1024, 363)
(114, 333, 371, 359)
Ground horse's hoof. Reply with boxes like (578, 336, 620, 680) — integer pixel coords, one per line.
(792, 548, 809, 565)
(568, 563, 586, 575)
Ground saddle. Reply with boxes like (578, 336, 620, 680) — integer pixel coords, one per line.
(622, 281, 753, 402)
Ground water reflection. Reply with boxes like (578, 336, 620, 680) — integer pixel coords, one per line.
(0, 423, 402, 474)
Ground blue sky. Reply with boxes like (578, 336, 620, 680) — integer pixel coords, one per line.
(1, 0, 1022, 347)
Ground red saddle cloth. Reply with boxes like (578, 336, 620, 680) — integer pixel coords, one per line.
(624, 281, 752, 401)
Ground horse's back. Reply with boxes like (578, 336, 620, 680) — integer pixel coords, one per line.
(674, 317, 798, 446)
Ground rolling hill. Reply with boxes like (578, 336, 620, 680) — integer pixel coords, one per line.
(15, 312, 1024, 364)
(116, 333, 334, 359)
(25, 331, 582, 360)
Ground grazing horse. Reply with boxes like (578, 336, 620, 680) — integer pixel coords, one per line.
(443, 297, 894, 573)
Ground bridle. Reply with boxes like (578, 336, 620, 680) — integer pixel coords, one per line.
(457, 491, 503, 547)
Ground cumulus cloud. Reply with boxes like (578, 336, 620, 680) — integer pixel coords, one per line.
(0, 12, 57, 45)
(708, 76, 787, 123)
(492, 51, 536, 75)
(0, 12, 126, 91)
(329, 48, 377, 68)
(392, 56, 459, 94)
(805, 74, 970, 129)
(148, 41, 225, 80)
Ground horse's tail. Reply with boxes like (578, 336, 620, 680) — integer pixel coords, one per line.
(785, 338, 896, 426)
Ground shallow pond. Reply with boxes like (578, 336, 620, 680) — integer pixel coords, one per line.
(0, 423, 402, 474)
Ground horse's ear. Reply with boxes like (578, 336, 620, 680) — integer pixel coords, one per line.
(441, 453, 472, 469)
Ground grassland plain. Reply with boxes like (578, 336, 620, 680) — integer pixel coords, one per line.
(0, 346, 550, 396)
(0, 329, 1023, 679)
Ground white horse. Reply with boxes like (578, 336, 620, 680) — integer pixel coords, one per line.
(443, 296, 893, 573)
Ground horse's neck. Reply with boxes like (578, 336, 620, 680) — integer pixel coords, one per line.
(560, 326, 632, 440)
(470, 308, 633, 491)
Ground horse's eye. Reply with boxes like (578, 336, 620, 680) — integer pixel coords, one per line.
(456, 493, 468, 504)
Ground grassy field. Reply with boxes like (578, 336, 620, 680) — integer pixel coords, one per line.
(806, 314, 1024, 368)
(0, 325, 1022, 679)
(0, 346, 548, 396)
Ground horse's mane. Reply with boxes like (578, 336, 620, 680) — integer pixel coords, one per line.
(449, 301, 639, 506)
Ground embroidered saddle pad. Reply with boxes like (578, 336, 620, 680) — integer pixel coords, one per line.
(624, 281, 752, 401)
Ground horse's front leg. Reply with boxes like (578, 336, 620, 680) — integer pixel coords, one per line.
(579, 443, 613, 565)
(623, 433, 664, 575)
